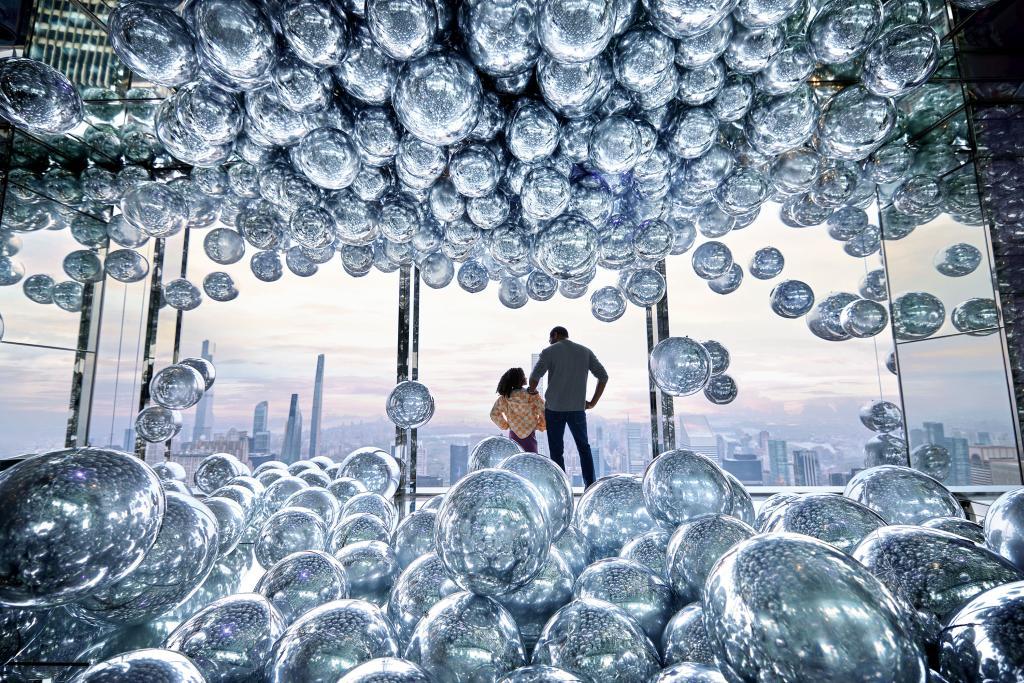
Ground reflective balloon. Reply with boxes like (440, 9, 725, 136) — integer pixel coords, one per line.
(643, 449, 732, 527)
(495, 548, 575, 649)
(255, 550, 350, 624)
(337, 658, 433, 682)
(387, 552, 460, 647)
(939, 580, 1024, 682)
(391, 509, 437, 568)
(844, 465, 964, 525)
(576, 473, 663, 559)
(68, 648, 206, 683)
(469, 435, 523, 470)
(0, 57, 83, 133)
(195, 453, 247, 493)
(255, 508, 328, 569)
(499, 452, 573, 540)
(267, 599, 399, 682)
(405, 591, 526, 680)
(334, 540, 401, 606)
(386, 380, 435, 428)
(662, 604, 715, 666)
(922, 516, 986, 545)
(340, 447, 402, 498)
(649, 337, 712, 396)
(984, 488, 1024, 571)
(761, 493, 886, 553)
(574, 558, 673, 645)
(666, 513, 754, 604)
(0, 448, 164, 607)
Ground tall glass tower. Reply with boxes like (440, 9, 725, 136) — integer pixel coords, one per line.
(309, 354, 325, 457)
(282, 394, 303, 464)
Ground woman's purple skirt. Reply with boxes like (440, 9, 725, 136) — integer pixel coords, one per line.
(509, 430, 538, 453)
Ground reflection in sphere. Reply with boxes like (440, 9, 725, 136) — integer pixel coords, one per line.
(576, 473, 662, 559)
(393, 54, 481, 146)
(703, 373, 737, 404)
(194, 452, 247, 493)
(863, 433, 909, 467)
(340, 447, 402, 498)
(164, 593, 286, 683)
(843, 465, 964, 525)
(255, 508, 328, 569)
(538, 0, 614, 62)
(666, 513, 754, 604)
(535, 214, 599, 281)
(104, 249, 150, 283)
(69, 491, 219, 626)
(495, 548, 575, 649)
(0, 57, 83, 133)
(499, 277, 529, 309)
(574, 557, 674, 645)
(910, 443, 951, 481)
(499, 452, 573, 541)
(204, 496, 246, 555)
(934, 242, 981, 277)
(892, 292, 945, 341)
(862, 24, 939, 97)
(701, 339, 730, 375)
(533, 598, 660, 681)
(136, 406, 183, 443)
(421, 252, 455, 289)
(840, 298, 888, 338)
(68, 648, 206, 683)
(333, 540, 401, 606)
(122, 183, 189, 238)
(202, 272, 238, 312)
(470, 435, 523, 470)
(386, 380, 435, 428)
(753, 492, 799, 531)
(705, 534, 925, 682)
(624, 268, 667, 306)
(859, 400, 902, 433)
(0, 448, 164, 608)
(939, 580, 1024, 682)
(179, 356, 216, 390)
(554, 527, 593, 578)
(341, 492, 398, 531)
(163, 279, 203, 311)
(643, 449, 732, 527)
(620, 530, 670, 577)
(285, 487, 341, 527)
(406, 591, 526, 679)
(662, 604, 715, 666)
(984, 488, 1024, 571)
(153, 461, 187, 482)
(649, 337, 712, 396)
(329, 477, 370, 507)
(255, 550, 349, 624)
(337, 658, 433, 682)
(852, 525, 1024, 622)
(22, 273, 55, 304)
(951, 298, 999, 335)
(436, 469, 549, 595)
(329, 512, 391, 552)
(761, 493, 886, 553)
(267, 599, 399, 682)
(391, 509, 437, 568)
(366, 0, 436, 61)
(387, 552, 460, 647)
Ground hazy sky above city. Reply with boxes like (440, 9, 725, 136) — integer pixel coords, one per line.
(0, 203, 1018, 456)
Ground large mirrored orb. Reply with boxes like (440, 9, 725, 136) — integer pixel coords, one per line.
(574, 558, 674, 645)
(204, 496, 246, 555)
(753, 492, 799, 531)
(107, 2, 199, 87)
(268, 599, 400, 682)
(406, 591, 526, 680)
(386, 381, 435, 428)
(859, 400, 903, 433)
(255, 508, 328, 569)
(643, 449, 733, 527)
(334, 540, 401, 606)
(576, 474, 663, 559)
(68, 648, 206, 683)
(494, 547, 574, 649)
(853, 525, 1023, 621)
(342, 492, 398, 531)
(387, 552, 460, 647)
(533, 598, 661, 681)
(704, 534, 927, 682)
(499, 452, 573, 540)
(470, 436, 523, 470)
(391, 509, 437, 569)
(760, 493, 886, 553)
(939, 580, 1024, 682)
(619, 530, 671, 577)
(0, 57, 83, 133)
(285, 487, 341, 527)
(843, 465, 964, 525)
(393, 54, 481, 146)
(662, 604, 715, 666)
(435, 469, 549, 595)
(336, 657, 433, 682)
(649, 337, 712, 396)
(922, 516, 986, 545)
(150, 364, 205, 410)
(666, 513, 755, 604)
(255, 550, 350, 624)
(0, 448, 164, 607)
(69, 491, 219, 625)
(164, 593, 286, 683)
(340, 447, 402, 498)
(194, 452, 248, 493)
(984, 488, 1024, 571)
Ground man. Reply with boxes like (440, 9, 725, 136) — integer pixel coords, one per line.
(528, 326, 608, 488)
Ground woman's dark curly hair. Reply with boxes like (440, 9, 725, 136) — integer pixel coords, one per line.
(497, 367, 527, 398)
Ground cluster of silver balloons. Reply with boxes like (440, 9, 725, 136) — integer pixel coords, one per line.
(135, 356, 217, 444)
(0, 0, 998, 336)
(650, 335, 737, 404)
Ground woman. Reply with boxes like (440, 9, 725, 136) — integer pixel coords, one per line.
(489, 367, 546, 453)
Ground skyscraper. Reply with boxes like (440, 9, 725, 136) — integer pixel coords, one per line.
(252, 401, 270, 454)
(946, 436, 970, 485)
(450, 444, 469, 484)
(309, 354, 325, 457)
(793, 449, 821, 486)
(282, 394, 303, 464)
(924, 422, 946, 445)
(768, 439, 789, 485)
(678, 415, 717, 462)
(625, 420, 648, 474)
(191, 340, 215, 444)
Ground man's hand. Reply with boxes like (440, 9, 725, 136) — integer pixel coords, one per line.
(585, 400, 596, 410)
(527, 387, 539, 395)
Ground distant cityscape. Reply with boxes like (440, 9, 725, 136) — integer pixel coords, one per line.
(134, 340, 1023, 488)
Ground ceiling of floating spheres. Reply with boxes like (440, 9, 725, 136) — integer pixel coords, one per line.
(0, 0, 1002, 409)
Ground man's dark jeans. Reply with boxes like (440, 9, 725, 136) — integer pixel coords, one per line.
(545, 409, 596, 488)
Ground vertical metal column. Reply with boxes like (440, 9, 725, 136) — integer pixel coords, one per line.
(65, 267, 105, 448)
(134, 238, 167, 459)
(395, 264, 420, 516)
(647, 260, 675, 458)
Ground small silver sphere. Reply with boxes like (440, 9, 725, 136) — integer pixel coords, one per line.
(255, 550, 350, 624)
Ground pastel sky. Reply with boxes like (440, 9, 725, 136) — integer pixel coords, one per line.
(0, 202, 1019, 456)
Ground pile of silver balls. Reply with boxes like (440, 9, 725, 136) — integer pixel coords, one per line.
(1, 439, 1023, 682)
